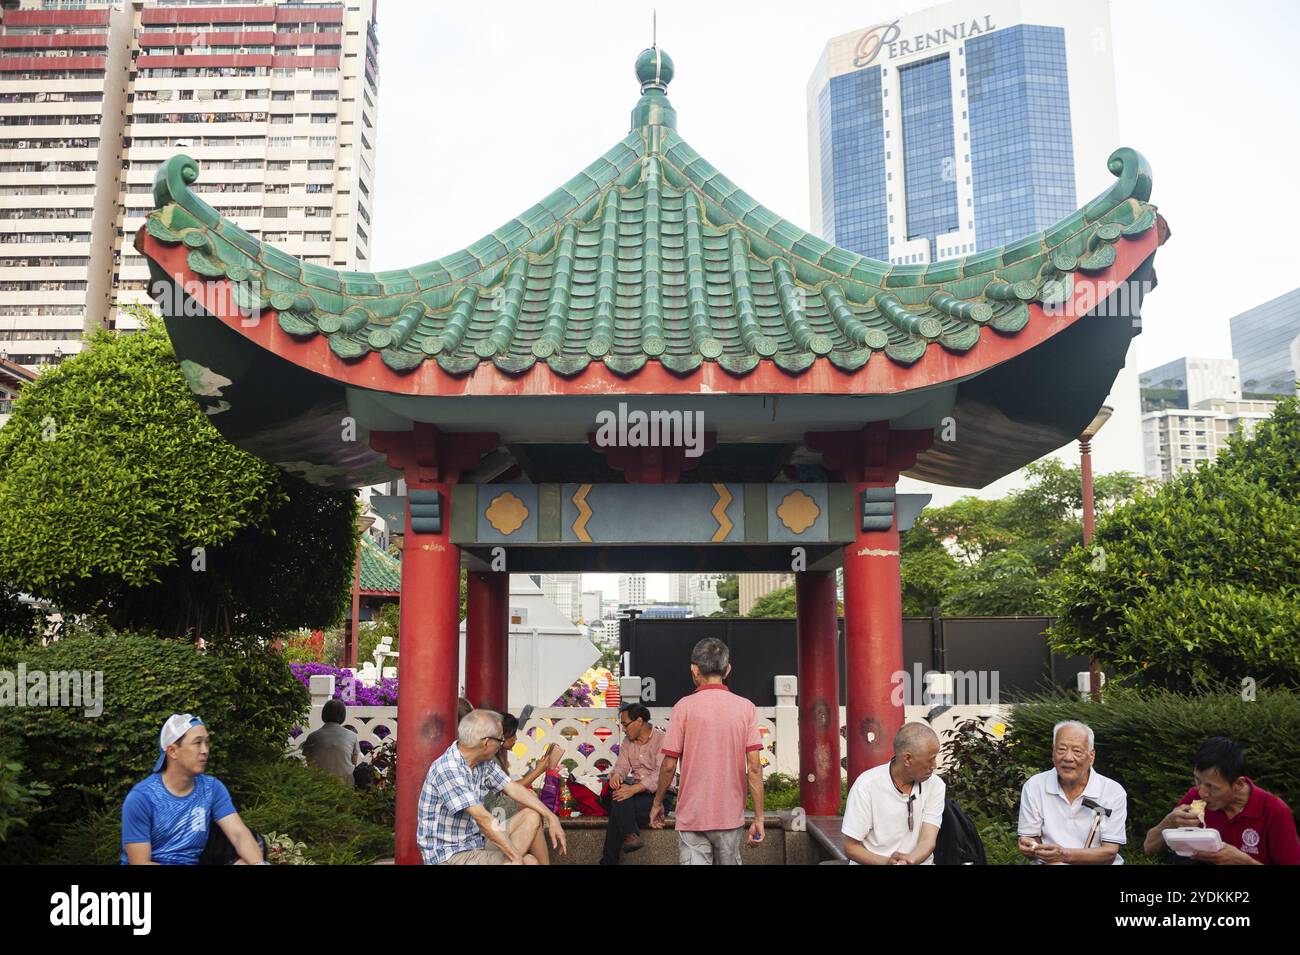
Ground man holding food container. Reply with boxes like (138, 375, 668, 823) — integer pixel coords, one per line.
(1143, 737, 1299, 865)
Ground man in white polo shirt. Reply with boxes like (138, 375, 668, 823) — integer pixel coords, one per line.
(842, 723, 945, 865)
(1018, 720, 1127, 865)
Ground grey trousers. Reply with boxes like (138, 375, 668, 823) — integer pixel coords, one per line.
(677, 826, 744, 865)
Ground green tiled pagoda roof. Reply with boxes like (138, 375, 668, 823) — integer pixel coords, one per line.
(143, 47, 1160, 379)
(359, 537, 400, 595)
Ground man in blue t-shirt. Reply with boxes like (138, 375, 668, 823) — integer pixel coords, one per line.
(121, 713, 264, 865)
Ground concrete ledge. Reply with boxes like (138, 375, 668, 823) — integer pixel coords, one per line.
(806, 816, 847, 862)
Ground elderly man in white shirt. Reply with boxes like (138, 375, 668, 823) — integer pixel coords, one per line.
(842, 722, 945, 865)
(1018, 720, 1127, 865)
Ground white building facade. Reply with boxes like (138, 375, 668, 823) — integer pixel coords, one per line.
(617, 573, 646, 609)
(1142, 398, 1276, 482)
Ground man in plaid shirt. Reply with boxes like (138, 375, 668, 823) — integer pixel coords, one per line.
(417, 709, 567, 865)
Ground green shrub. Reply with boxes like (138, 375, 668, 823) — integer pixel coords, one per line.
(1007, 688, 1300, 854)
(0, 633, 307, 837)
(938, 717, 1032, 821)
(42, 806, 121, 866)
(760, 772, 800, 810)
(224, 759, 392, 864)
(1115, 583, 1300, 687)
(0, 738, 50, 845)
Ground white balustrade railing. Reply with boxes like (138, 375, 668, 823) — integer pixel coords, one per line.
(291, 674, 1012, 781)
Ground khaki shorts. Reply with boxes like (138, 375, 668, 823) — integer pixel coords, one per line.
(443, 844, 511, 865)
(677, 826, 745, 865)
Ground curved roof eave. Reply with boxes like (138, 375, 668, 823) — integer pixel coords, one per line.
(137, 57, 1165, 392)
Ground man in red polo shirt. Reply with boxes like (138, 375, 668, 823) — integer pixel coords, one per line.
(1143, 737, 1299, 865)
(649, 637, 765, 865)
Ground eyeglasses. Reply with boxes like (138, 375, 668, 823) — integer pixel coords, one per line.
(906, 793, 915, 832)
(485, 736, 505, 745)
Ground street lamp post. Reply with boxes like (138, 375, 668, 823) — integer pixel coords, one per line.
(1079, 406, 1112, 701)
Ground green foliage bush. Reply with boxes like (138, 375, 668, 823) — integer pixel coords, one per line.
(223, 759, 393, 865)
(0, 632, 307, 836)
(41, 806, 121, 866)
(938, 717, 1031, 821)
(0, 737, 50, 845)
(1007, 688, 1300, 852)
(0, 313, 358, 640)
(1049, 399, 1300, 688)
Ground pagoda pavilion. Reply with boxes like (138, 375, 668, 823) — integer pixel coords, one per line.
(138, 47, 1168, 863)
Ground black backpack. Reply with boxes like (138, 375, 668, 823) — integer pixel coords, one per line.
(933, 797, 986, 865)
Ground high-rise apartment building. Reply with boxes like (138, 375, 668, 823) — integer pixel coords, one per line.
(807, 0, 1143, 492)
(539, 573, 582, 623)
(617, 574, 646, 609)
(1228, 287, 1300, 398)
(0, 0, 131, 368)
(0, 0, 379, 370)
(1142, 398, 1276, 482)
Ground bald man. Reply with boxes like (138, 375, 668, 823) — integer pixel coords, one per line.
(842, 723, 945, 865)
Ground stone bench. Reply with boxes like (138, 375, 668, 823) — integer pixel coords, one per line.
(805, 816, 849, 864)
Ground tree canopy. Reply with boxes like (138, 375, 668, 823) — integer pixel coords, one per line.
(1048, 398, 1300, 689)
(0, 309, 358, 641)
(900, 459, 1146, 616)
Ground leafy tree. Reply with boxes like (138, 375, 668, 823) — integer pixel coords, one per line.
(746, 584, 843, 618)
(0, 309, 358, 641)
(1048, 398, 1300, 688)
(747, 585, 796, 618)
(899, 460, 1146, 617)
(900, 528, 960, 615)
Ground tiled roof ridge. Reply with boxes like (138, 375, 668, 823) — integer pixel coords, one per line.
(140, 52, 1163, 380)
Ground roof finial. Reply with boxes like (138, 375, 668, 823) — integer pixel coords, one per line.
(653, 9, 657, 48)
(634, 45, 674, 94)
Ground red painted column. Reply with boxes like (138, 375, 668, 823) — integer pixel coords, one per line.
(795, 570, 841, 815)
(806, 422, 933, 786)
(371, 423, 497, 866)
(393, 479, 459, 866)
(465, 571, 509, 713)
(841, 482, 904, 782)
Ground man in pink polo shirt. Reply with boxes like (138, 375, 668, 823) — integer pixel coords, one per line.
(649, 637, 765, 865)
(1143, 736, 1299, 865)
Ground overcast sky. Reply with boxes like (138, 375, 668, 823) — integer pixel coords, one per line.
(368, 0, 1300, 599)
